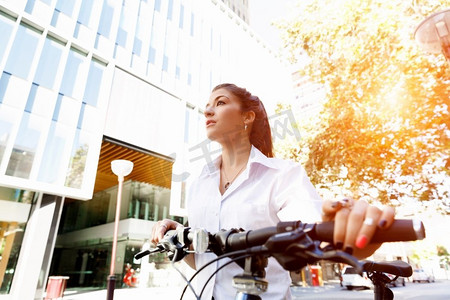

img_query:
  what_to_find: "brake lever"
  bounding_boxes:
[134,246,164,260]
[263,228,363,273]
[134,227,193,262]
[304,247,364,273]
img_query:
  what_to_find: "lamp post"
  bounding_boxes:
[107,159,133,300]
[414,8,450,61]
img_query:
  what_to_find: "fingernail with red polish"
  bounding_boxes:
[356,235,368,249]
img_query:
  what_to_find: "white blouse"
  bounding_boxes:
[187,146,322,300]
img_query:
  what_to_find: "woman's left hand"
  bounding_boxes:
[321,198,395,258]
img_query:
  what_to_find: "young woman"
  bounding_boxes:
[151,83,395,299]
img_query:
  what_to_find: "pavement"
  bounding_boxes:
[60,281,342,300]
[62,286,185,299]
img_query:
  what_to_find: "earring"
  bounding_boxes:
[244,124,248,131]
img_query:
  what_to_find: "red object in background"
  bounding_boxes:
[310,266,320,286]
[45,276,69,299]
[123,265,137,287]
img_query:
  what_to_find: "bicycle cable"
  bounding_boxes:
[198,254,253,300]
[179,249,251,299]
[170,254,200,299]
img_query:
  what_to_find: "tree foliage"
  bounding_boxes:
[437,245,450,267]
[276,0,450,206]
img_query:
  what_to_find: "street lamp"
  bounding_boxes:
[107,159,133,300]
[414,8,450,61]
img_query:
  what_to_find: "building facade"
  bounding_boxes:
[0,0,292,299]
[220,0,249,23]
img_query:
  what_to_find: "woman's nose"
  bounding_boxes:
[204,106,214,117]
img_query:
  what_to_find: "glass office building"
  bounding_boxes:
[0,0,292,299]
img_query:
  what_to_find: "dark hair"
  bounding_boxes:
[212,83,274,158]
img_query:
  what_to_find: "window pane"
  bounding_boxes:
[34,37,64,89]
[83,59,105,107]
[77,0,95,27]
[77,103,86,129]
[80,104,101,133]
[24,83,38,113]
[6,113,46,178]
[0,187,35,293]
[162,55,168,71]
[4,24,40,80]
[24,0,36,13]
[25,0,52,14]
[54,0,76,17]
[59,48,87,99]
[179,4,184,29]
[24,83,57,118]
[0,222,28,294]
[0,187,35,203]
[133,37,142,55]
[38,121,70,183]
[154,0,161,12]
[55,94,81,126]
[133,1,150,57]
[0,104,21,162]
[65,129,92,189]
[190,13,194,36]
[148,46,156,64]
[97,0,115,38]
[0,72,11,104]
[116,27,127,48]
[0,12,15,61]
[116,0,133,49]
[167,0,173,20]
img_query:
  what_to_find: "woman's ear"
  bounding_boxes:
[243,111,256,124]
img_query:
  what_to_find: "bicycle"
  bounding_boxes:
[135,219,425,300]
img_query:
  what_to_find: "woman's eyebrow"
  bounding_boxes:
[205,95,230,108]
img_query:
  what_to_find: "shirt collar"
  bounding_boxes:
[200,145,278,177]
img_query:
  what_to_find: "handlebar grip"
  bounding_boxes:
[313,219,426,243]
[225,222,299,252]
[226,227,278,251]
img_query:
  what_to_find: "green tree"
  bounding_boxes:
[410,240,437,267]
[65,145,89,189]
[276,0,450,205]
[437,245,450,268]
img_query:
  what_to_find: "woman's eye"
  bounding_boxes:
[217,100,225,106]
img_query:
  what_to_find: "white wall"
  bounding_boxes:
[103,68,185,158]
[0,201,30,223]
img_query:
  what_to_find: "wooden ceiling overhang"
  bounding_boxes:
[94,138,174,194]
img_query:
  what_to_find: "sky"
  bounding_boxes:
[247,0,298,50]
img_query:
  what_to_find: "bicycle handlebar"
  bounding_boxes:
[220,219,425,253]
[136,219,425,262]
[135,219,425,300]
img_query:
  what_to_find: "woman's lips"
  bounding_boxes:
[206,120,216,127]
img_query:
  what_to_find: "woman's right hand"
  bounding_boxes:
[150,219,183,244]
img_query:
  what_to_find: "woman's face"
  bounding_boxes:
[204,88,245,142]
